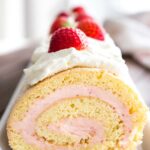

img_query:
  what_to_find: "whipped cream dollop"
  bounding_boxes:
[31,36,50,63]
[24,35,129,85]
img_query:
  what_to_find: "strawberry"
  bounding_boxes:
[50,16,70,34]
[49,28,88,52]
[75,14,93,22]
[72,6,85,14]
[77,20,105,40]
[57,11,69,18]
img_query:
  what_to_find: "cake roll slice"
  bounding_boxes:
[7,10,148,150]
[7,67,148,150]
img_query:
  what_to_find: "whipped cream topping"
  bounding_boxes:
[24,34,130,85]
[31,36,50,63]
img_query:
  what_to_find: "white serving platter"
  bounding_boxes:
[0,74,149,150]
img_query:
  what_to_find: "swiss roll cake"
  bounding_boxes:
[7,7,148,150]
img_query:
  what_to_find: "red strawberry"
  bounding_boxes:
[49,28,88,53]
[72,6,85,14]
[77,20,105,41]
[75,14,93,22]
[50,17,69,34]
[57,11,69,18]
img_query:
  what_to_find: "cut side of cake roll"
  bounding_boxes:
[7,7,148,150]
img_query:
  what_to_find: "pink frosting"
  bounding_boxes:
[48,117,104,144]
[14,85,132,149]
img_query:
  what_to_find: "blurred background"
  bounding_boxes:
[0,0,150,117]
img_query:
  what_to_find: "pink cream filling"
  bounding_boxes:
[48,117,104,144]
[14,85,132,149]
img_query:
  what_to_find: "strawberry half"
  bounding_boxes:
[77,20,105,41]
[50,16,70,34]
[75,14,93,22]
[72,6,85,14]
[49,28,88,53]
[57,11,69,18]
